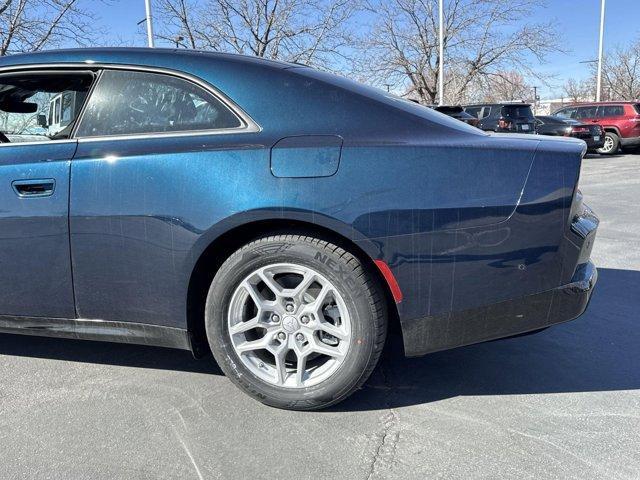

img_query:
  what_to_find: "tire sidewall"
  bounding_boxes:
[205,237,381,409]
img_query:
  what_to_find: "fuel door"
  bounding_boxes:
[270,135,342,178]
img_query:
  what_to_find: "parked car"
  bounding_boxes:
[553,102,640,154]
[535,115,604,152]
[433,105,480,127]
[463,102,536,133]
[0,49,598,410]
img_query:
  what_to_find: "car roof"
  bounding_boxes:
[464,103,531,107]
[0,47,299,70]
[559,101,638,106]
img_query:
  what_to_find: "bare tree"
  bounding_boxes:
[155,0,357,69]
[601,38,640,101]
[474,71,531,102]
[357,0,561,104]
[0,0,100,56]
[562,78,593,103]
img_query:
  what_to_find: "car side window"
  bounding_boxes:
[76,70,243,137]
[0,70,93,143]
[599,105,624,117]
[576,106,597,119]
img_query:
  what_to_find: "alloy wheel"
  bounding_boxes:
[601,134,615,153]
[227,263,351,388]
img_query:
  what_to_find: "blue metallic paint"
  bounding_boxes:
[0,49,597,356]
[0,141,76,318]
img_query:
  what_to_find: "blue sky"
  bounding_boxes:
[93,0,639,99]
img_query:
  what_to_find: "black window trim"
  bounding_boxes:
[0,63,261,144]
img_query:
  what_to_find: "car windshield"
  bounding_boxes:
[501,105,534,119]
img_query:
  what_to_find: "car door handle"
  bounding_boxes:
[12,179,56,197]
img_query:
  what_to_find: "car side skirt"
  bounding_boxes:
[401,261,597,357]
[0,316,191,351]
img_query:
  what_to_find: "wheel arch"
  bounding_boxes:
[602,125,621,136]
[185,215,401,357]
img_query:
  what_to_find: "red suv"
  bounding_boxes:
[553,102,640,154]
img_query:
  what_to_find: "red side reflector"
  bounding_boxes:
[374,260,403,303]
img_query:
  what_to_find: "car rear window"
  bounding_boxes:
[501,105,533,119]
[634,104,640,114]
[539,116,564,124]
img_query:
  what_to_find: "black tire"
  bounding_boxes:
[205,234,387,410]
[597,131,620,155]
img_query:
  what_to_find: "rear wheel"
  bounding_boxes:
[205,234,387,410]
[597,131,620,155]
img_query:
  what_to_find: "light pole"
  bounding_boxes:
[438,0,444,105]
[596,0,605,101]
[144,0,155,48]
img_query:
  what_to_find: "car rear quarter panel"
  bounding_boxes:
[70,129,580,331]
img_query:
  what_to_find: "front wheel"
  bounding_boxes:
[205,234,387,410]
[597,132,620,155]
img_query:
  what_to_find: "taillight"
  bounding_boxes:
[571,126,590,134]
[498,118,512,130]
[632,115,640,123]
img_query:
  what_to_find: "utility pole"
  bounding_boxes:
[144,0,155,48]
[596,0,605,101]
[438,0,444,105]
[532,86,538,114]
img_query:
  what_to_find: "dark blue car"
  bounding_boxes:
[0,48,598,410]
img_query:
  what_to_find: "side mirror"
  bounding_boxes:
[37,114,48,128]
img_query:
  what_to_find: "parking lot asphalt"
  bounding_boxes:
[1,153,639,480]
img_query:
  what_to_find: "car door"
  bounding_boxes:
[0,69,95,318]
[598,104,625,128]
[69,67,263,328]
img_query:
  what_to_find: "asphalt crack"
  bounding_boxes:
[365,361,401,480]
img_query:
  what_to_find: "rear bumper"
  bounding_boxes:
[585,136,605,150]
[620,135,640,147]
[401,261,598,356]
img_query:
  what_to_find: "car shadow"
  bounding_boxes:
[0,267,637,411]
[336,266,640,411]
[0,330,222,375]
